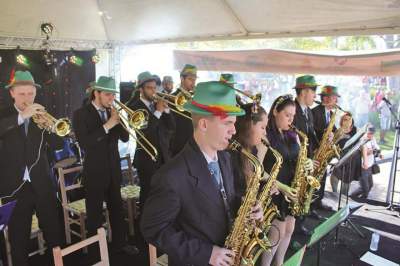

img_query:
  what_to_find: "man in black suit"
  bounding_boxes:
[292,75,323,234]
[73,76,136,256]
[128,71,175,210]
[311,85,340,211]
[141,81,263,266]
[170,64,197,156]
[0,70,63,266]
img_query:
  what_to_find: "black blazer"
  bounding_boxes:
[141,138,237,266]
[171,89,193,157]
[0,106,63,197]
[312,104,337,143]
[129,99,175,164]
[293,99,319,156]
[72,103,129,189]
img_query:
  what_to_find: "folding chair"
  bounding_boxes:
[53,227,109,266]
[57,166,111,246]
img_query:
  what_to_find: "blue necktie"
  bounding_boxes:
[208,161,222,189]
[24,118,29,135]
[99,110,107,123]
[149,102,156,113]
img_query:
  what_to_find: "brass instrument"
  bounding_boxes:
[225,140,264,266]
[30,105,71,137]
[289,126,319,216]
[241,138,283,264]
[154,91,192,120]
[113,99,158,161]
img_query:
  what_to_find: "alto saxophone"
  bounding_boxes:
[225,140,264,266]
[289,126,319,216]
[241,138,283,264]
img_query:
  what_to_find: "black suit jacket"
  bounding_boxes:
[129,99,175,164]
[312,104,336,143]
[0,106,63,197]
[72,103,129,190]
[293,99,319,157]
[141,138,237,266]
[171,89,193,156]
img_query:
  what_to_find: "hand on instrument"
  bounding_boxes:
[249,201,263,223]
[21,103,45,119]
[270,181,280,196]
[328,132,334,143]
[278,182,298,203]
[209,246,235,266]
[305,159,315,172]
[105,107,120,130]
[155,99,167,113]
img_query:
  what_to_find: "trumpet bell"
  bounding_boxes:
[54,118,72,137]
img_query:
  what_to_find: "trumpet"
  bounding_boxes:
[113,99,158,161]
[153,91,192,120]
[27,104,71,137]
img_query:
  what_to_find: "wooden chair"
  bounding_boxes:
[149,244,168,266]
[4,214,46,266]
[120,154,140,237]
[57,166,111,247]
[53,227,109,266]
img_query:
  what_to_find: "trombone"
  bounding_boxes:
[113,99,158,161]
[26,103,71,137]
[153,92,192,120]
[232,88,262,113]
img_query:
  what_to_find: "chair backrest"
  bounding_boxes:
[53,227,109,266]
[57,166,84,205]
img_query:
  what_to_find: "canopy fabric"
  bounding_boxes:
[0,0,399,45]
[173,49,400,76]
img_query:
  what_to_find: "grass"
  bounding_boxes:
[374,130,396,151]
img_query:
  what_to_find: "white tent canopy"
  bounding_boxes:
[0,0,399,47]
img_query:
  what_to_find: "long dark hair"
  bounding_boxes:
[266,94,296,146]
[234,103,267,151]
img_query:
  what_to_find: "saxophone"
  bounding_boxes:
[305,109,342,214]
[225,140,264,266]
[289,126,319,216]
[241,138,283,264]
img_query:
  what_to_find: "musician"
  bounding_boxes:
[161,76,174,94]
[141,81,263,266]
[128,71,175,209]
[312,85,339,142]
[311,85,340,211]
[0,70,63,266]
[73,76,137,256]
[170,64,197,156]
[292,75,323,232]
[330,112,359,195]
[262,95,304,266]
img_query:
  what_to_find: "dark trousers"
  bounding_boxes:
[85,175,126,250]
[7,182,61,266]
[351,168,373,198]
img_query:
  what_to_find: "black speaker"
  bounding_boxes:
[119,81,136,104]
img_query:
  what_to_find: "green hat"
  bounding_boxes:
[180,64,197,77]
[183,81,245,117]
[219,73,235,85]
[5,70,41,89]
[293,75,319,90]
[319,85,340,97]
[137,71,156,87]
[92,76,118,93]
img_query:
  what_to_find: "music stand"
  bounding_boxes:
[282,245,307,266]
[331,137,368,240]
[306,205,351,266]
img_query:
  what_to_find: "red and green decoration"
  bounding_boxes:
[294,75,319,90]
[219,73,235,86]
[5,70,41,89]
[319,85,340,97]
[183,81,244,118]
